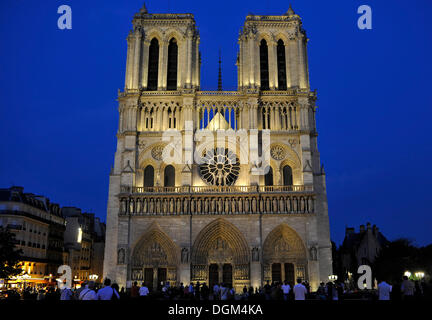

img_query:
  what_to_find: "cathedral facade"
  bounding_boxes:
[103,4,332,292]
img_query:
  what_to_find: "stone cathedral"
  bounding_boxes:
[104,4,332,292]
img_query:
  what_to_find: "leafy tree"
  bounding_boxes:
[0,226,23,279]
[373,238,424,283]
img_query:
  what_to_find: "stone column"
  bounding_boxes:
[186,36,193,88]
[269,42,278,90]
[249,36,256,88]
[289,39,298,87]
[141,39,150,90]
[284,43,291,88]
[275,106,280,130]
[132,32,142,90]
[194,38,200,88]
[125,34,134,89]
[241,37,249,88]
[298,35,307,89]
[158,40,168,90]
[255,39,260,89]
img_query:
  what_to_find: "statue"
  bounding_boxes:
[118,248,125,264]
[231,198,236,213]
[181,248,189,263]
[310,246,317,261]
[252,247,259,262]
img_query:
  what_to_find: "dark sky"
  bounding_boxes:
[1,0,431,246]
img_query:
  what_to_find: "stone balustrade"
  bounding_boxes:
[118,186,315,216]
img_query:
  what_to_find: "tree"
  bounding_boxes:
[373,238,419,283]
[0,226,23,279]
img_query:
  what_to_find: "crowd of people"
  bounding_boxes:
[1,276,430,301]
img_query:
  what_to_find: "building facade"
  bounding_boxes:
[0,186,66,285]
[104,4,332,291]
[340,223,388,274]
[62,207,106,283]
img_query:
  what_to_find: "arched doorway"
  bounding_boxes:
[130,226,179,290]
[263,224,307,287]
[191,219,250,291]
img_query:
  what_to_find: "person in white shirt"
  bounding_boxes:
[79,281,97,300]
[293,278,308,300]
[97,278,120,300]
[377,279,392,300]
[139,282,149,297]
[281,280,291,301]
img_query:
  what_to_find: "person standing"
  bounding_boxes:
[188,283,194,300]
[60,286,73,300]
[194,281,201,300]
[213,283,220,300]
[139,282,149,298]
[264,281,271,300]
[130,281,140,299]
[293,278,308,301]
[282,280,291,301]
[377,279,392,300]
[220,283,229,300]
[201,283,210,301]
[97,278,120,300]
[79,281,97,300]
[401,276,415,300]
[316,282,327,300]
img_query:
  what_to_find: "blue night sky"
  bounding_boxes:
[1,0,431,246]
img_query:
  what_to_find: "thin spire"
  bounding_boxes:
[286,4,295,16]
[140,2,148,14]
[218,49,222,91]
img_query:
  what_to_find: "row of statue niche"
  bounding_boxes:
[121,246,317,265]
[120,196,314,214]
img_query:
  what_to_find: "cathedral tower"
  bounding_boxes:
[104,4,332,292]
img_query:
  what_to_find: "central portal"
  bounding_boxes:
[191,219,251,291]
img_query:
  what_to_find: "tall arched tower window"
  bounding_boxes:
[277,39,287,90]
[164,165,175,187]
[147,38,159,91]
[259,39,269,91]
[264,166,273,186]
[167,38,178,91]
[282,165,293,186]
[144,165,154,188]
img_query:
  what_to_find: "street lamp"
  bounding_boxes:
[328,275,338,282]
[404,271,411,278]
[89,274,98,281]
[415,272,425,280]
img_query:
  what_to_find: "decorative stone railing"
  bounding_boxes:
[118,186,315,216]
[120,185,312,194]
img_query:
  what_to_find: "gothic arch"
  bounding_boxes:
[257,32,274,45]
[145,30,163,43]
[191,218,249,265]
[274,33,289,44]
[131,224,180,268]
[139,142,167,167]
[164,29,185,43]
[262,224,307,264]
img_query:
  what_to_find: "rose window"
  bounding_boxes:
[199,148,240,186]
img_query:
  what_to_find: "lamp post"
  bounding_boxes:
[328,275,338,282]
[404,271,411,278]
[415,272,425,281]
